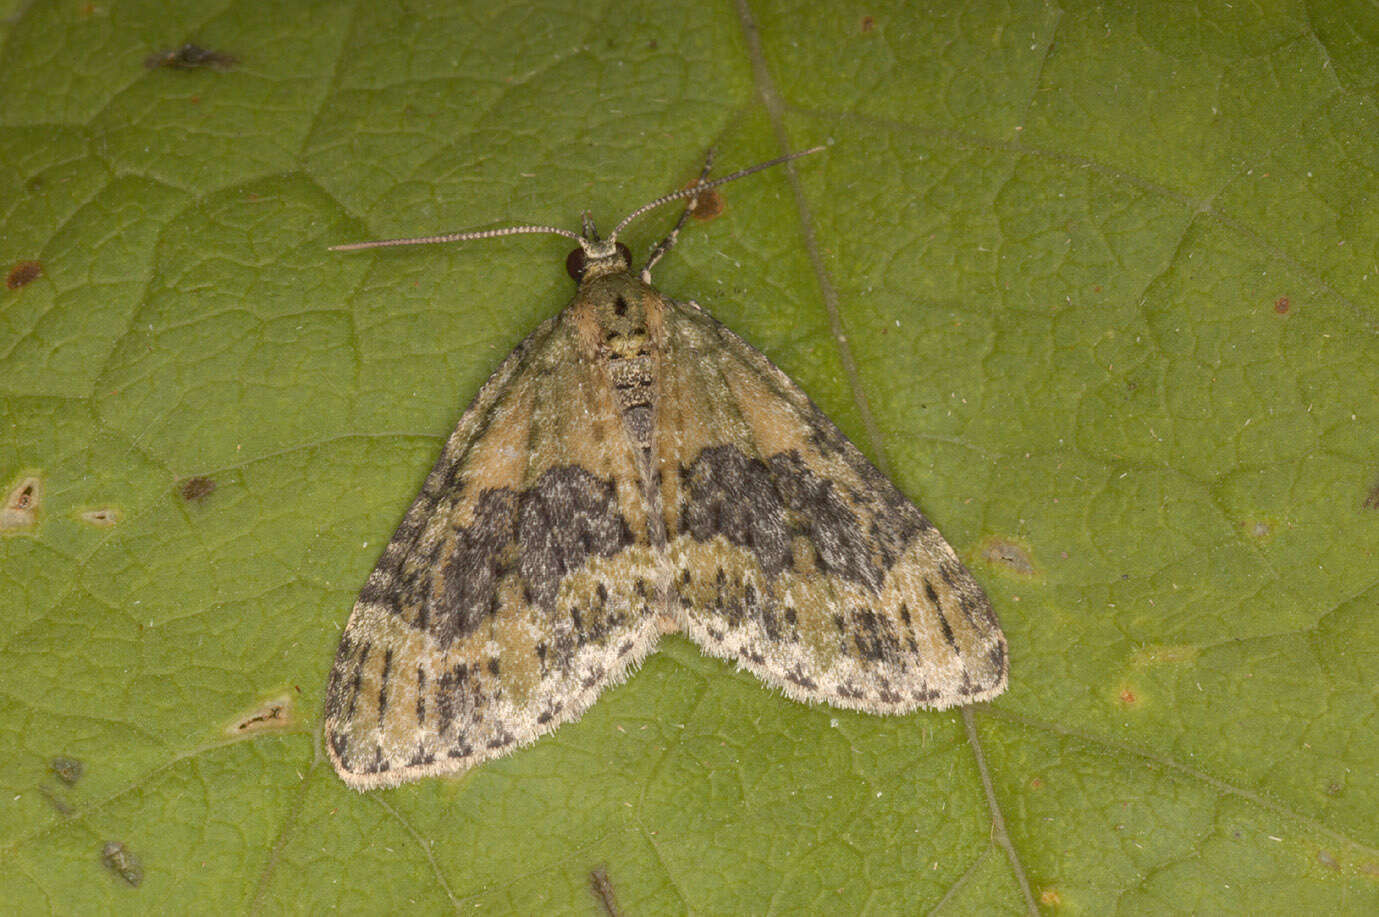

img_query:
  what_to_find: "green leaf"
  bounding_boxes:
[3,0,1377,912]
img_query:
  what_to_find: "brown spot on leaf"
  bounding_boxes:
[51,756,84,785]
[1,476,43,532]
[101,841,143,887]
[860,15,876,32]
[79,507,122,528]
[6,260,42,289]
[145,44,237,70]
[179,476,215,502]
[1273,296,1290,314]
[1364,480,1379,510]
[1039,888,1061,907]
[1118,687,1138,706]
[225,693,297,737]
[978,536,1037,577]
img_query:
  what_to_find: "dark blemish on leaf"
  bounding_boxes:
[79,507,122,528]
[1273,296,1290,314]
[101,841,144,887]
[179,476,215,502]
[1118,687,1138,706]
[590,867,623,917]
[860,15,876,32]
[2,476,42,532]
[145,44,237,70]
[978,536,1037,577]
[1363,480,1379,510]
[6,260,42,289]
[51,756,84,785]
[1039,889,1062,908]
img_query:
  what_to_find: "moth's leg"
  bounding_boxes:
[641,148,716,284]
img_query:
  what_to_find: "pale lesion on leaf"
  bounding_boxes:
[1,474,42,533]
[223,692,300,738]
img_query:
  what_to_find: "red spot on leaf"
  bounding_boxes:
[682,181,724,222]
[6,260,42,289]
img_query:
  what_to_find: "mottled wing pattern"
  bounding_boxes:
[325,313,664,790]
[658,298,1007,712]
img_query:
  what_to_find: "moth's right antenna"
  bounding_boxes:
[608,146,825,241]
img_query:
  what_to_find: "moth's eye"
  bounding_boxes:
[566,248,587,281]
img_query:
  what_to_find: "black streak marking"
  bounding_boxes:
[925,579,962,656]
[416,666,427,724]
[377,648,393,722]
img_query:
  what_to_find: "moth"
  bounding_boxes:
[324,149,1007,790]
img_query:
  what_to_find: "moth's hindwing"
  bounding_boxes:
[324,313,664,790]
[658,296,1007,712]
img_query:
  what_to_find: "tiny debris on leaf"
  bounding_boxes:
[101,841,143,887]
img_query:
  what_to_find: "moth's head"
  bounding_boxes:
[566,213,632,283]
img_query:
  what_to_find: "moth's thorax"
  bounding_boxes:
[567,270,666,359]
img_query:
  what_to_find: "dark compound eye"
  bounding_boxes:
[565,242,634,282]
[565,247,587,280]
